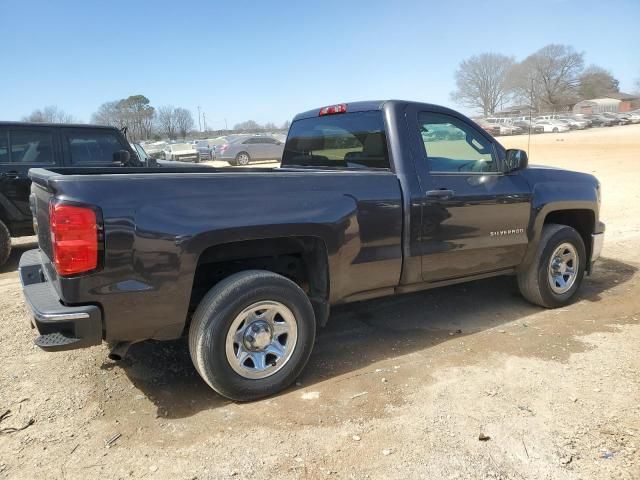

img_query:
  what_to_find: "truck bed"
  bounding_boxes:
[28,166,404,342]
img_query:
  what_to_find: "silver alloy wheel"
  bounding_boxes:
[548,242,579,294]
[237,153,250,165]
[225,300,298,379]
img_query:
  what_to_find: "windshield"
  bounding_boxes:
[282,111,389,169]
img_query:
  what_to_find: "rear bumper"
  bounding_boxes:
[19,249,102,351]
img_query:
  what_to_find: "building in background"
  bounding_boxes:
[573,93,639,114]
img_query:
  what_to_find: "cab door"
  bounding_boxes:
[407,108,532,282]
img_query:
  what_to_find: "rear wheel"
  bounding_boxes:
[235,152,250,166]
[189,270,316,401]
[0,220,10,267]
[517,224,586,308]
[552,127,559,133]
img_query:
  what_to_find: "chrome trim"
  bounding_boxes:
[35,312,90,322]
[591,232,604,262]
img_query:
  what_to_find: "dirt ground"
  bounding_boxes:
[1,125,639,479]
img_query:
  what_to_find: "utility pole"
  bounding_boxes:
[197,106,202,132]
[203,112,207,133]
[224,118,228,130]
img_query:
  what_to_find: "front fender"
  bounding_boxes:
[520,180,599,269]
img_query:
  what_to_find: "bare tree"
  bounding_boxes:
[91,101,124,128]
[174,108,194,139]
[281,120,291,130]
[450,53,515,116]
[263,122,278,131]
[91,95,155,141]
[233,120,261,131]
[578,66,619,100]
[157,105,178,140]
[510,44,584,112]
[23,106,75,123]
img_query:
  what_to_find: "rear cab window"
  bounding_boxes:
[282,111,390,169]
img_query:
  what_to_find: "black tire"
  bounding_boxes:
[552,127,559,133]
[189,270,316,401]
[0,220,10,267]
[235,152,250,166]
[517,224,586,308]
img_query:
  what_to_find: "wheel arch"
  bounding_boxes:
[190,236,330,328]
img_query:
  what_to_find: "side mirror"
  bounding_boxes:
[113,150,131,165]
[505,149,528,172]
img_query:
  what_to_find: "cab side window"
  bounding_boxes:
[418,112,497,173]
[67,130,124,164]
[8,130,55,164]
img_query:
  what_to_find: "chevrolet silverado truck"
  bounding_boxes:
[19,100,604,401]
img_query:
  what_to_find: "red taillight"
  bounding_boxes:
[218,144,230,153]
[319,103,347,116]
[49,203,98,276]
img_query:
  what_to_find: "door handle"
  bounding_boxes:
[426,189,455,199]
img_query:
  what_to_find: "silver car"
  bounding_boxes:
[216,135,284,165]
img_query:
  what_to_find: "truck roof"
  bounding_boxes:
[0,121,120,130]
[292,100,467,121]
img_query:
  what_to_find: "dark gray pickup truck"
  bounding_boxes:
[20,100,604,400]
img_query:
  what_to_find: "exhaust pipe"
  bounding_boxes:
[108,341,132,361]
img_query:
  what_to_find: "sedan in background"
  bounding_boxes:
[512,120,544,134]
[556,117,588,129]
[215,135,284,165]
[534,120,570,133]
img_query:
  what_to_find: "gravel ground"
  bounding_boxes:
[0,125,639,479]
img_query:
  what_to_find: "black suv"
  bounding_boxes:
[0,122,142,266]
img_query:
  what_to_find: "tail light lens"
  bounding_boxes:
[218,144,230,153]
[49,202,98,276]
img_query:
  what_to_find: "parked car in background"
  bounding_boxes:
[215,135,284,165]
[612,113,631,125]
[475,119,500,136]
[195,140,213,161]
[556,117,588,129]
[579,114,613,127]
[0,122,144,266]
[512,120,544,134]
[535,120,570,133]
[163,143,200,162]
[623,112,640,124]
[599,113,621,126]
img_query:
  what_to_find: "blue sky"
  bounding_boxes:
[1,0,639,127]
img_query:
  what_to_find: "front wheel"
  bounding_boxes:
[552,127,559,133]
[189,270,316,401]
[517,224,586,308]
[0,220,11,267]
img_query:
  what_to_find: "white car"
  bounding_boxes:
[163,143,200,162]
[556,117,588,129]
[534,120,570,133]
